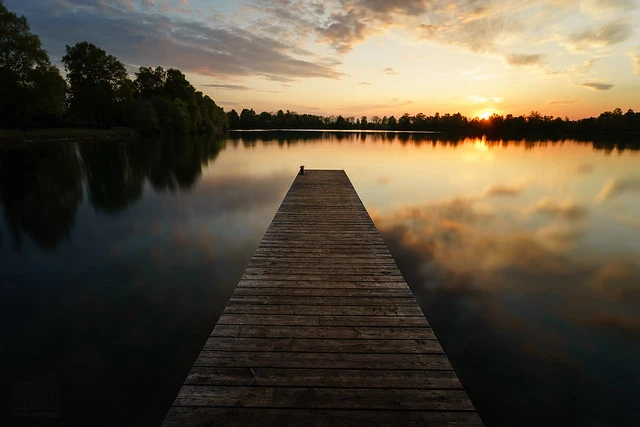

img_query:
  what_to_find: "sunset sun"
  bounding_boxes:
[477,110,495,120]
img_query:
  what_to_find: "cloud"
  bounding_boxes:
[468,95,503,104]
[383,67,399,76]
[358,81,371,85]
[580,0,637,19]
[358,0,431,15]
[580,82,615,91]
[484,183,527,197]
[317,0,517,55]
[419,15,515,54]
[8,0,343,82]
[630,51,640,76]
[567,20,634,51]
[203,84,252,90]
[595,178,640,203]
[316,8,370,53]
[534,198,588,221]
[7,0,637,100]
[563,58,599,78]
[505,53,544,67]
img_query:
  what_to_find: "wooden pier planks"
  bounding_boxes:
[163,170,482,426]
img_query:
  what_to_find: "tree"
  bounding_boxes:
[360,116,368,129]
[239,108,258,129]
[171,98,191,134]
[132,99,159,135]
[134,66,166,98]
[227,109,240,129]
[398,113,412,130]
[0,1,66,126]
[387,115,397,130]
[62,41,131,127]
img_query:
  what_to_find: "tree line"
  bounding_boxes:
[227,108,640,135]
[0,1,227,134]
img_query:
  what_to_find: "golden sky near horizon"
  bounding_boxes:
[7,0,640,119]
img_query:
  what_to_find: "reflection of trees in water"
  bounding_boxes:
[0,144,83,250]
[147,134,223,192]
[0,134,224,250]
[80,140,148,214]
[229,130,639,152]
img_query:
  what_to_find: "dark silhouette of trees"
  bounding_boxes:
[398,114,412,130]
[134,66,166,98]
[62,42,132,128]
[132,66,228,135]
[227,109,240,129]
[0,2,228,133]
[223,106,640,139]
[239,109,259,129]
[0,1,66,127]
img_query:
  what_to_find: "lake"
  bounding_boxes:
[1,131,639,426]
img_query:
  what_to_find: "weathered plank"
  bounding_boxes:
[203,337,443,354]
[239,275,407,282]
[222,303,426,316]
[174,386,475,410]
[163,408,482,427]
[163,170,481,426]
[211,325,436,340]
[232,287,414,297]
[184,367,462,388]
[227,295,418,306]
[216,314,429,327]
[194,351,455,370]
[237,279,409,289]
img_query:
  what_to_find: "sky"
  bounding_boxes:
[5,0,640,119]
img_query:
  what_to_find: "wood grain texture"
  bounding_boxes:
[163,170,482,425]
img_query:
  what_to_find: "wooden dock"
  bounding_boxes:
[163,170,482,426]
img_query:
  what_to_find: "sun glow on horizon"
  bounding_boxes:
[477,110,495,120]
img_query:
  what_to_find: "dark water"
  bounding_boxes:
[1,132,639,426]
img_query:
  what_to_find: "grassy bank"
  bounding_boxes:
[0,127,139,147]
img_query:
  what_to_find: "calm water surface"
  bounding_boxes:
[1,132,639,426]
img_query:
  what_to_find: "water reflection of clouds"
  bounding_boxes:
[596,177,640,203]
[373,192,640,334]
[139,172,292,269]
[533,198,589,221]
[484,181,529,197]
[374,189,640,423]
[572,163,594,175]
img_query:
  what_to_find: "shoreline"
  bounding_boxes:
[0,128,139,145]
